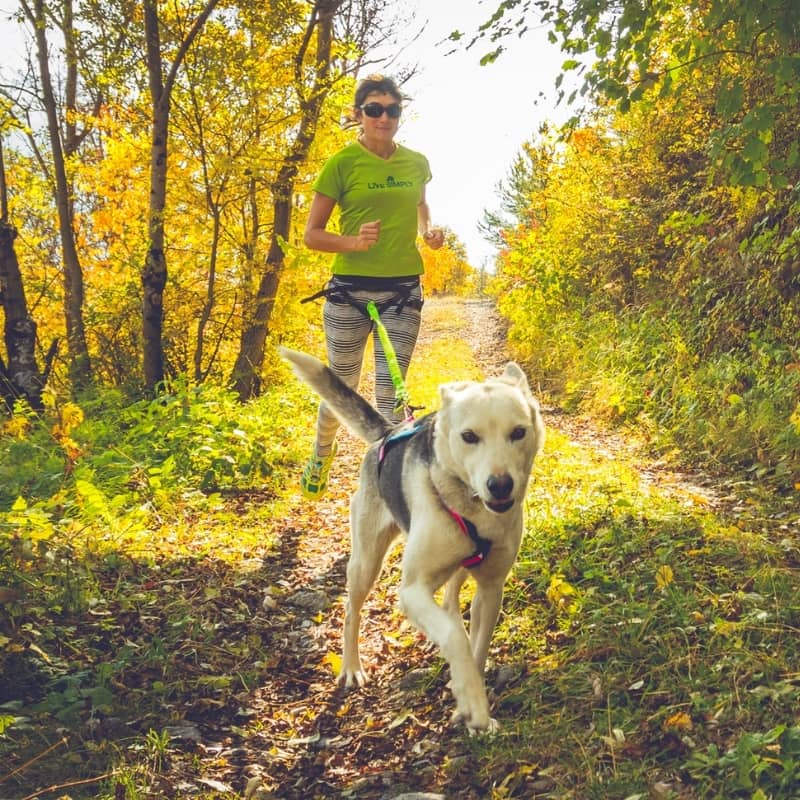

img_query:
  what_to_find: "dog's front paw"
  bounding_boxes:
[449,682,496,732]
[450,706,500,734]
[471,716,500,736]
[337,666,368,689]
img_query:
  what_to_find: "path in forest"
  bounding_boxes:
[188,296,779,800]
[227,299,510,800]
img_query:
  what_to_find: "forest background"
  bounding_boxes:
[0,0,799,797]
[0,0,797,487]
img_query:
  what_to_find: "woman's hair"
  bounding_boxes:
[343,74,408,128]
[353,74,404,107]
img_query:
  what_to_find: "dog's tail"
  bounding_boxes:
[279,346,392,443]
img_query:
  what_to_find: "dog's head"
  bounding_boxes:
[436,363,545,514]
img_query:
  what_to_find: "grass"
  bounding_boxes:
[470,425,800,799]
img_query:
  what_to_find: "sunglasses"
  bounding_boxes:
[360,101,402,119]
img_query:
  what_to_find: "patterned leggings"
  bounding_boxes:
[314,283,423,455]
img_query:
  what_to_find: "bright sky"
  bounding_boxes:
[393,0,569,269]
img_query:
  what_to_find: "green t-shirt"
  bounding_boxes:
[312,141,432,278]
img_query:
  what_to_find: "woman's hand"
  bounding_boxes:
[423,227,445,250]
[352,220,381,251]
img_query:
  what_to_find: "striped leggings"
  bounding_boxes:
[314,283,423,455]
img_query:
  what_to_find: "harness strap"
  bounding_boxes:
[447,508,493,569]
[302,278,422,417]
[377,423,421,475]
[300,280,421,317]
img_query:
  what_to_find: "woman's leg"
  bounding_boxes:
[314,299,373,454]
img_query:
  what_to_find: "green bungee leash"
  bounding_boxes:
[365,300,414,419]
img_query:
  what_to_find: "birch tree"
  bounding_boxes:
[16,0,95,390]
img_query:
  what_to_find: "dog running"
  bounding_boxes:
[280,346,545,732]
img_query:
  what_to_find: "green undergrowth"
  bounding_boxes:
[501,297,800,496]
[0,374,315,797]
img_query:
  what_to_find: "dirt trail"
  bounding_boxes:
[227,299,504,799]
[203,298,520,800]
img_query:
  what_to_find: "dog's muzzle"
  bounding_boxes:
[485,473,515,513]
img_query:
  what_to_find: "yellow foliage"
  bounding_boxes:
[51,402,85,442]
[2,416,31,440]
[546,573,577,609]
[790,401,800,434]
[420,229,476,296]
[322,651,342,676]
[655,564,674,590]
[663,711,693,732]
[60,403,85,434]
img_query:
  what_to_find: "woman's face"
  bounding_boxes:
[357,91,402,141]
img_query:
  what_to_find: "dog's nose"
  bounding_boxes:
[487,473,513,499]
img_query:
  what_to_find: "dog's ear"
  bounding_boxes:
[440,381,471,404]
[501,361,530,390]
[503,363,545,446]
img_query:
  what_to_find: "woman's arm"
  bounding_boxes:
[304,192,380,253]
[418,189,444,249]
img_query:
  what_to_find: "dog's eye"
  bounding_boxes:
[461,430,479,444]
[510,426,526,442]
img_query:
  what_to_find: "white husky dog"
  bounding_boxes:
[280,347,545,731]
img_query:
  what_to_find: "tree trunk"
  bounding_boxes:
[29,0,93,391]
[193,206,221,383]
[141,0,221,393]
[231,0,342,401]
[142,0,169,391]
[0,221,51,412]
